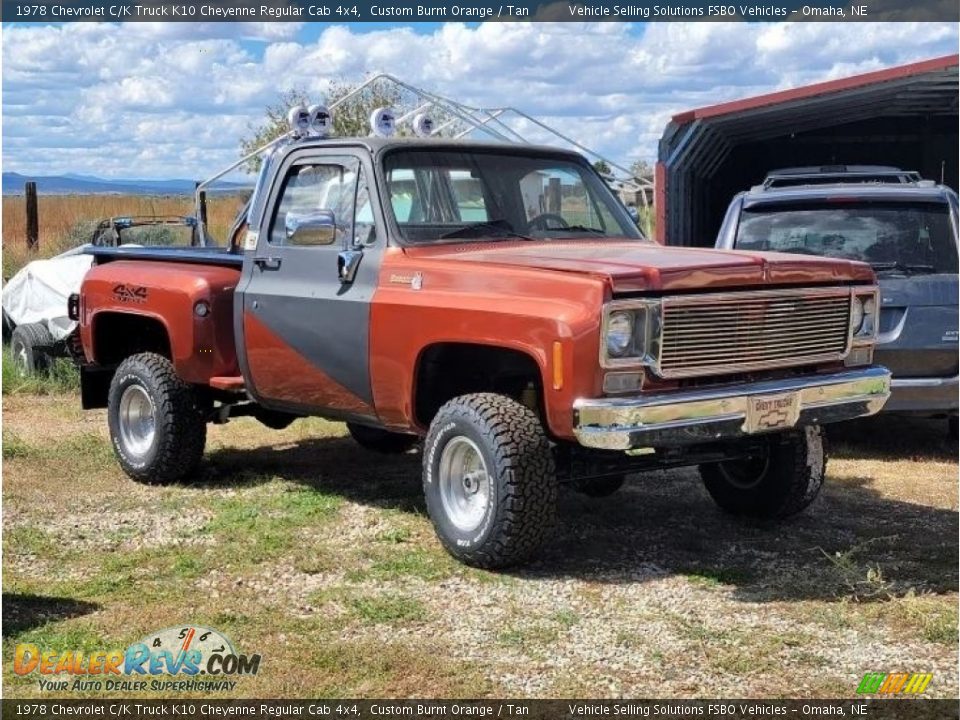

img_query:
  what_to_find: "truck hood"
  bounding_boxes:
[405,240,875,293]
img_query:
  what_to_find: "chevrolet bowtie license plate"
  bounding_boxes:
[744,392,801,433]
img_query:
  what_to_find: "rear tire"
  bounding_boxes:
[10,323,54,375]
[423,393,557,569]
[347,423,417,454]
[107,352,206,484]
[699,426,826,519]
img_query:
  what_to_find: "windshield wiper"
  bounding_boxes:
[556,225,607,235]
[439,220,535,241]
[871,261,938,274]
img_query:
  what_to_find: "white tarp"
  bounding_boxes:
[1,246,93,340]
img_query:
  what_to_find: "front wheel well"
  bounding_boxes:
[92,312,171,366]
[413,343,545,429]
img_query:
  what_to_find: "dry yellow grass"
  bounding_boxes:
[2,194,246,278]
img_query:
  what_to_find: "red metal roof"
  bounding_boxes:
[671,54,959,125]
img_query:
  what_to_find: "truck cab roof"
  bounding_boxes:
[274,135,586,160]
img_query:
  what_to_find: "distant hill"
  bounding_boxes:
[3,172,252,196]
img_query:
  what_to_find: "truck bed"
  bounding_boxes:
[86,245,244,268]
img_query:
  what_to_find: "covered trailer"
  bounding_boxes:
[656,54,959,247]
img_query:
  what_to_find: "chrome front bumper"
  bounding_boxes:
[573,366,892,451]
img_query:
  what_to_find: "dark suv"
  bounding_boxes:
[716,166,958,427]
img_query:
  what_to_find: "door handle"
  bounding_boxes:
[254,256,282,270]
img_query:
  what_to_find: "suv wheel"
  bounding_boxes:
[423,393,557,568]
[107,352,206,484]
[699,426,826,519]
[347,422,417,454]
[10,323,54,375]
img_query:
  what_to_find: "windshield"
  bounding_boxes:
[735,201,958,274]
[382,149,643,243]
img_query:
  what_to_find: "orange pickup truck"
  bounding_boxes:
[73,133,891,568]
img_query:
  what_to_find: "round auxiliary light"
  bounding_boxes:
[850,296,865,333]
[411,113,436,137]
[369,107,397,138]
[307,104,333,138]
[287,105,310,136]
[607,311,634,357]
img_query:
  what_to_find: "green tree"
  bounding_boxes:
[592,159,612,176]
[629,159,653,182]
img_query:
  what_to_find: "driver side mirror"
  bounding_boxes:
[286,209,336,246]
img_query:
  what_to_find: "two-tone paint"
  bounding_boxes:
[78,139,881,442]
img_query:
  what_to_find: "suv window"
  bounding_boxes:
[735,200,958,274]
[383,149,641,243]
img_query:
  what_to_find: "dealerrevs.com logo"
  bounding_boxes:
[13,626,261,693]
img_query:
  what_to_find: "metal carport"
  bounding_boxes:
[655,54,959,246]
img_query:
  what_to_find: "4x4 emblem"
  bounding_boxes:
[113,284,148,303]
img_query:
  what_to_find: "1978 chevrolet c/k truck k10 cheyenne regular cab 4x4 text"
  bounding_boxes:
[73,113,892,568]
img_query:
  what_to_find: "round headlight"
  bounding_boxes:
[850,296,864,333]
[607,311,634,357]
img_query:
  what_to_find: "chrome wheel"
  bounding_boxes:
[438,436,491,533]
[118,384,156,459]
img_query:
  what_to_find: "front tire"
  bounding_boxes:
[699,426,826,519]
[423,393,557,569]
[107,353,206,484]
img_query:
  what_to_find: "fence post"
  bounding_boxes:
[25,181,39,249]
[546,177,561,214]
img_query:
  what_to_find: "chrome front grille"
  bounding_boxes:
[656,289,851,378]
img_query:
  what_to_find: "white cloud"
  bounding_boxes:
[1,21,956,178]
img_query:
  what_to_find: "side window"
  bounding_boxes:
[269,159,359,247]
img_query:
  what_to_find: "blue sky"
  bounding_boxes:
[2,21,957,179]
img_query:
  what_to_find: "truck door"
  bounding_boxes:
[236,149,383,422]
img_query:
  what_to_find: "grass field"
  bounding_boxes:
[2,194,246,278]
[2,378,957,699]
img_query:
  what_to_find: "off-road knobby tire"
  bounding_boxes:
[575,474,626,498]
[10,322,54,375]
[423,393,557,569]
[347,422,418,454]
[699,426,826,520]
[107,352,206,485]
